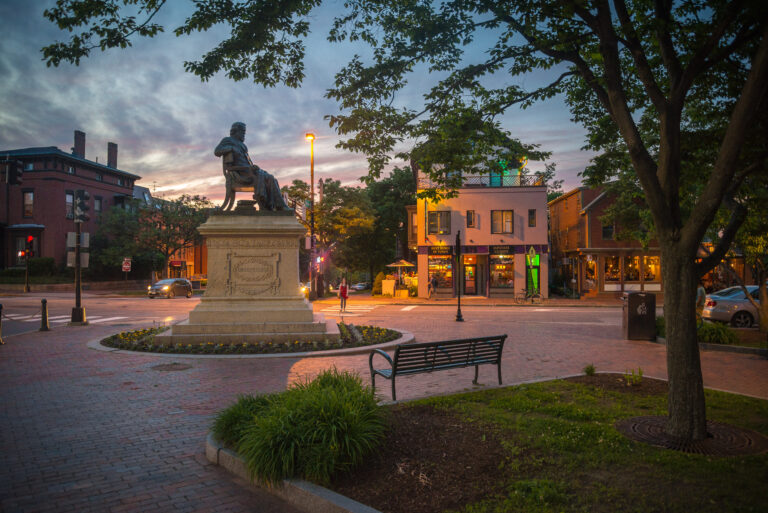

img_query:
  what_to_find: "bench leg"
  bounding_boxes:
[473,365,479,385]
[371,372,376,395]
[497,363,503,385]
[391,377,397,402]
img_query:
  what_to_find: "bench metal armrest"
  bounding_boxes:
[369,349,394,373]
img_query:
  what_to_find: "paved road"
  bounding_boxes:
[1,294,765,512]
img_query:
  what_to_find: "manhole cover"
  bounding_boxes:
[616,416,768,456]
[151,363,192,372]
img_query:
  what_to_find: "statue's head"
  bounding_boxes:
[230,122,246,141]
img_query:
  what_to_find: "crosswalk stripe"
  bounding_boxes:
[5,314,36,320]
[401,305,417,311]
[88,316,128,324]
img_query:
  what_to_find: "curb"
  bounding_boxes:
[87,329,415,359]
[655,337,767,357]
[205,433,381,513]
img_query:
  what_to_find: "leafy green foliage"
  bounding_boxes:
[212,394,275,448]
[234,368,386,485]
[583,364,595,377]
[697,322,738,345]
[372,271,386,295]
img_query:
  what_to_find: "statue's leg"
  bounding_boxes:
[267,174,290,210]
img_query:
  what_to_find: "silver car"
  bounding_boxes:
[701,286,760,327]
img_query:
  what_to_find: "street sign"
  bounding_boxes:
[67,252,89,268]
[66,232,89,248]
[122,258,132,272]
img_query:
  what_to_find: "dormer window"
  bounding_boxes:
[96,174,103,182]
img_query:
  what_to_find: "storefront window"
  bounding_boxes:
[428,255,453,288]
[585,259,597,290]
[643,256,660,282]
[490,255,514,288]
[604,256,620,282]
[623,255,640,282]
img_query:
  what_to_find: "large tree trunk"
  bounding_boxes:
[662,246,708,440]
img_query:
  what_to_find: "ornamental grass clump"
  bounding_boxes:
[227,368,386,485]
[212,394,275,448]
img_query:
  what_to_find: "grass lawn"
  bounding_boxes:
[330,374,768,513]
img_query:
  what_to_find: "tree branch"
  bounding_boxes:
[612,0,667,110]
[654,0,681,84]
[684,25,768,250]
[695,201,747,277]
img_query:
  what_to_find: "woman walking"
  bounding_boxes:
[338,277,349,313]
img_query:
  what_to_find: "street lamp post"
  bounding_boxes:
[305,133,316,294]
[455,230,464,322]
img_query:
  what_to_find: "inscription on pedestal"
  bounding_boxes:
[225,252,281,296]
[208,239,298,249]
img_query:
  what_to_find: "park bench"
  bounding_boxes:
[369,335,507,401]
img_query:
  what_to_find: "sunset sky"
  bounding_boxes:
[0,0,595,205]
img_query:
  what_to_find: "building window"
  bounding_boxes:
[96,174,103,182]
[602,222,614,240]
[466,210,476,228]
[117,177,125,186]
[491,210,514,234]
[528,209,536,227]
[490,255,514,288]
[643,256,660,282]
[428,256,453,288]
[22,191,34,217]
[604,256,620,282]
[624,255,640,282]
[427,211,451,235]
[409,211,417,241]
[65,191,74,218]
[94,196,102,213]
[67,166,75,174]
[24,162,34,171]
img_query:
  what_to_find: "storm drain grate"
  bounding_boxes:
[151,363,192,372]
[615,416,768,456]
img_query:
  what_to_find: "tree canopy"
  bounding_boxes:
[43,0,768,441]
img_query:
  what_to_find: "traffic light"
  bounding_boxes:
[4,160,23,185]
[26,235,34,258]
[74,189,90,223]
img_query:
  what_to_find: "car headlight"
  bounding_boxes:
[162,286,169,290]
[148,286,152,290]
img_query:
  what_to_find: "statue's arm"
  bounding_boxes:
[214,138,235,158]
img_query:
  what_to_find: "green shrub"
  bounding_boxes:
[212,394,275,448]
[235,368,386,485]
[372,271,385,295]
[698,321,738,345]
[583,363,595,376]
[29,257,57,276]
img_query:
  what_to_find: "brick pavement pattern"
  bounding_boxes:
[1,306,766,512]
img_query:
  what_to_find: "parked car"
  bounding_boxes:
[148,278,193,299]
[702,286,760,327]
[351,282,370,291]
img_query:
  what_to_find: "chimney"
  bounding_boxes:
[73,130,86,158]
[107,142,118,168]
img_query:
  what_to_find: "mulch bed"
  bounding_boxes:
[330,404,512,513]
[329,373,670,513]
[564,373,669,396]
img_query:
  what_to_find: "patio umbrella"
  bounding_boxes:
[386,259,415,283]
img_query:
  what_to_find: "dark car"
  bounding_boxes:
[148,278,193,299]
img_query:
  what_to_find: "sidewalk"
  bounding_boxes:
[313,292,635,307]
[2,304,760,513]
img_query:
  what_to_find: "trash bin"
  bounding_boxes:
[622,292,656,340]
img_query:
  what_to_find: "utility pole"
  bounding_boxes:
[70,189,89,324]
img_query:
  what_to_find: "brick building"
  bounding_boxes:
[548,186,662,297]
[1,130,141,269]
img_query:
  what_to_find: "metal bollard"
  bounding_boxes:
[0,303,4,345]
[40,299,50,332]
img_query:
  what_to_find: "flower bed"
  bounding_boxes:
[100,324,400,354]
